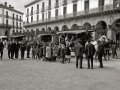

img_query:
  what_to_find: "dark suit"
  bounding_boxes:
[20,43,26,60]
[97,43,104,68]
[0,42,4,59]
[74,43,84,68]
[8,43,12,59]
[15,43,20,59]
[11,43,16,59]
[85,43,95,69]
[26,44,31,58]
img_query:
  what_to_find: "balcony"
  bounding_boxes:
[6,15,9,18]
[41,7,45,12]
[72,0,78,3]
[24,4,119,27]
[54,2,59,8]
[47,5,51,10]
[62,0,67,6]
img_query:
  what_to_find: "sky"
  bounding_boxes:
[0,0,34,13]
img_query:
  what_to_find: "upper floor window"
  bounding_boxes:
[55,9,58,17]
[48,11,51,18]
[73,4,77,13]
[20,16,21,21]
[37,4,39,10]
[48,0,51,5]
[6,20,8,25]
[37,14,39,21]
[56,0,58,3]
[31,16,33,22]
[42,2,45,7]
[16,15,18,20]
[27,8,29,13]
[63,6,67,15]
[31,7,33,13]
[84,0,89,13]
[98,0,104,11]
[13,14,15,19]
[27,17,29,23]
[42,13,44,19]
[6,11,8,15]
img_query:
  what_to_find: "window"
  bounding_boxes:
[20,16,21,21]
[13,14,15,19]
[16,22,18,28]
[49,0,51,5]
[42,2,44,7]
[63,6,67,15]
[55,9,58,17]
[99,0,104,11]
[42,13,44,19]
[6,11,8,18]
[48,11,51,18]
[31,16,33,22]
[73,4,77,13]
[37,4,39,10]
[27,8,29,13]
[20,23,21,28]
[84,0,89,13]
[37,14,39,21]
[16,15,18,21]
[27,18,29,23]
[6,20,8,26]
[13,21,14,27]
[31,7,33,14]
[56,0,58,3]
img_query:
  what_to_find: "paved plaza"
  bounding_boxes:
[0,49,120,90]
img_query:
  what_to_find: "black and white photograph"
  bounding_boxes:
[0,0,120,90]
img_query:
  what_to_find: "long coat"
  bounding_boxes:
[85,43,95,56]
[74,43,84,57]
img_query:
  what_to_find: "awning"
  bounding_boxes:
[56,30,94,34]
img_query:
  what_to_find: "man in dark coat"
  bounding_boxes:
[85,40,95,69]
[74,40,84,68]
[20,42,26,60]
[7,40,12,59]
[11,40,16,60]
[0,39,4,60]
[15,40,20,59]
[26,42,31,58]
[97,40,104,68]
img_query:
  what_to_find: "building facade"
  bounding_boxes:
[0,2,24,38]
[24,0,120,41]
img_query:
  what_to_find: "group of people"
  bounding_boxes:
[0,34,118,69]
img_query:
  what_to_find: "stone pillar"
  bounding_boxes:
[107,29,112,39]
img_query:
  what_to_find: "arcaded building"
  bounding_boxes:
[24,0,120,41]
[0,2,24,38]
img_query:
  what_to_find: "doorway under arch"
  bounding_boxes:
[71,24,78,30]
[61,25,69,31]
[54,26,59,32]
[82,22,91,29]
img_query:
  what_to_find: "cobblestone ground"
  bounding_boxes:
[0,49,120,90]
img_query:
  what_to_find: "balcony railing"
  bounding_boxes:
[41,7,45,12]
[62,0,67,6]
[24,4,119,26]
[72,0,78,3]
[54,2,59,8]
[47,5,51,10]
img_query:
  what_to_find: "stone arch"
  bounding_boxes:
[54,26,59,31]
[47,27,52,31]
[71,24,78,30]
[41,28,45,31]
[61,25,69,31]
[82,22,91,29]
[96,20,107,30]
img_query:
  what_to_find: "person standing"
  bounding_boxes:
[65,45,71,63]
[97,40,104,68]
[11,40,16,60]
[0,39,4,60]
[26,42,31,58]
[74,40,84,68]
[85,40,96,69]
[15,40,20,59]
[20,42,26,60]
[7,40,12,59]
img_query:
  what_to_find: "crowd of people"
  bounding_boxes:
[0,34,118,69]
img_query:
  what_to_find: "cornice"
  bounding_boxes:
[0,4,24,15]
[24,0,41,8]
